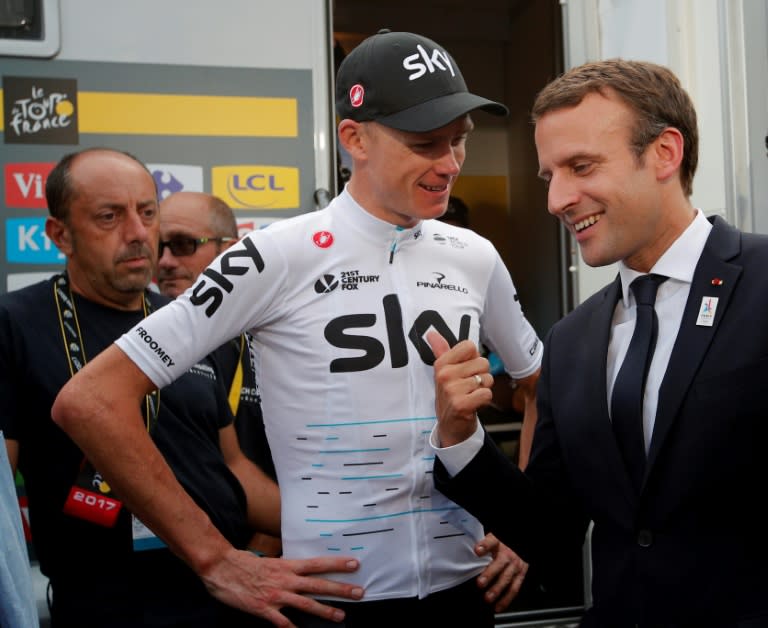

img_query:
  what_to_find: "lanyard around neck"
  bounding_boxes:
[53,273,160,432]
[228,333,246,416]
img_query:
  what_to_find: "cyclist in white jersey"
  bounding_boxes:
[52,30,542,627]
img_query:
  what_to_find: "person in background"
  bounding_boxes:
[0,430,38,628]
[437,194,471,229]
[436,195,536,468]
[157,190,280,557]
[0,147,361,628]
[51,30,540,626]
[429,59,768,625]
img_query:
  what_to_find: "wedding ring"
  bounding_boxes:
[473,374,483,387]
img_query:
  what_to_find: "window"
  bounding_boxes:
[0,0,60,58]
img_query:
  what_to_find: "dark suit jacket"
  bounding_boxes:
[435,217,768,627]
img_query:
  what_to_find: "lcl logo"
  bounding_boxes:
[212,165,300,210]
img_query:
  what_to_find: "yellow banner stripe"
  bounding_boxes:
[0,90,298,137]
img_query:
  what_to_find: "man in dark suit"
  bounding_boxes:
[427,59,768,626]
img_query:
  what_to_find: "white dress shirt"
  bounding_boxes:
[433,209,712,474]
[609,209,711,452]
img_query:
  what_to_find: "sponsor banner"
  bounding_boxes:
[6,271,57,292]
[212,165,299,210]
[77,92,297,137]
[1,89,297,138]
[4,162,55,208]
[146,164,204,200]
[2,76,79,144]
[0,61,314,295]
[5,217,64,264]
[236,217,279,236]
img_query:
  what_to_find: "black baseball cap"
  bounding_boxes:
[336,29,508,132]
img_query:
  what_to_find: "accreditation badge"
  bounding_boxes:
[131,515,167,552]
[62,464,122,527]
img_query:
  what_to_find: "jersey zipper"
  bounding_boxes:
[389,226,405,264]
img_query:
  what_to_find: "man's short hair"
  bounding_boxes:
[206,195,238,239]
[46,147,155,222]
[532,59,699,197]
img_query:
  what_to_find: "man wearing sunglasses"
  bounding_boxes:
[157,191,280,558]
[156,192,238,298]
[158,235,236,289]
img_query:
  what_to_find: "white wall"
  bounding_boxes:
[719,0,768,235]
[562,0,735,303]
[54,0,336,193]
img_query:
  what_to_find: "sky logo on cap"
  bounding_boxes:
[403,45,455,81]
[350,84,365,108]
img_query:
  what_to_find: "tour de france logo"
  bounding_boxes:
[3,76,79,145]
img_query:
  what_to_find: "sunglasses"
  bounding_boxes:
[159,236,235,258]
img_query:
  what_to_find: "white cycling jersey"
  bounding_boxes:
[117,189,542,601]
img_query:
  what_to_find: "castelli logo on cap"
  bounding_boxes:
[313,231,334,248]
[349,84,365,108]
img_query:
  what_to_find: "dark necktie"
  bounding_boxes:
[611,273,668,492]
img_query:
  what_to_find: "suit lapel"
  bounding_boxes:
[645,217,742,474]
[586,276,620,437]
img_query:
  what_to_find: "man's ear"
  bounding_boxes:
[338,119,368,161]
[653,126,684,184]
[45,216,73,256]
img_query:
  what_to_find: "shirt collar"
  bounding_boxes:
[617,208,712,306]
[335,187,425,249]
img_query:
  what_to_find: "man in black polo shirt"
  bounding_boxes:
[0,148,360,627]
